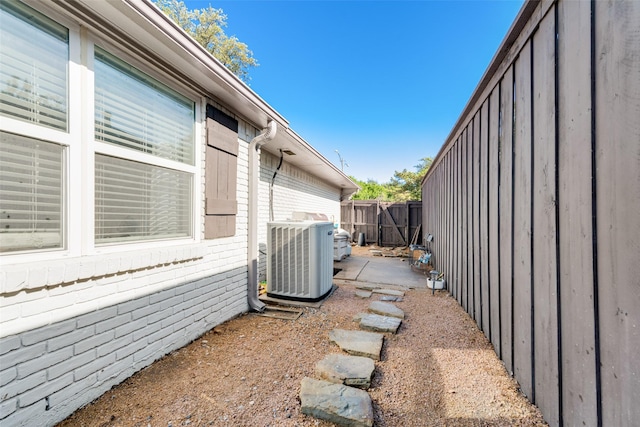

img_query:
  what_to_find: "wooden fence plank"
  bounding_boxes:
[467,120,477,320]
[499,66,514,373]
[473,113,482,328]
[512,40,533,401]
[447,151,453,288]
[480,100,490,335]
[595,1,640,425]
[454,139,461,301]
[557,1,598,424]
[461,128,469,312]
[532,10,560,424]
[488,86,501,356]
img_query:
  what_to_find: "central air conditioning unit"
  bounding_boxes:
[267,221,334,301]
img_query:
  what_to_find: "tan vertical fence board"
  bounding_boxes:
[461,128,469,311]
[595,1,640,425]
[473,114,482,326]
[448,151,453,286]
[531,9,560,424]
[440,164,444,269]
[513,41,533,400]
[479,101,490,335]
[455,139,462,301]
[499,67,515,373]
[441,155,447,275]
[557,0,598,424]
[470,116,477,325]
[446,152,452,286]
[488,87,501,356]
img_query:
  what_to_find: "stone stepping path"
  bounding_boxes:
[315,353,375,389]
[302,295,407,426]
[329,329,384,361]
[300,377,374,427]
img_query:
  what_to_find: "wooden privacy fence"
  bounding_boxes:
[421,1,639,427]
[340,200,421,247]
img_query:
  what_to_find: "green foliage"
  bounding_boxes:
[350,177,393,201]
[153,0,258,82]
[351,157,432,202]
[387,157,432,201]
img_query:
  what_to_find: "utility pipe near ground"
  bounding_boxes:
[247,120,277,312]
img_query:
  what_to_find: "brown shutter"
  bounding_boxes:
[204,107,239,238]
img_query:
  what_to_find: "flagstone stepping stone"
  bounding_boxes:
[379,295,403,302]
[356,284,380,291]
[359,313,402,334]
[368,301,405,319]
[329,329,384,360]
[315,353,375,389]
[372,288,405,297]
[300,377,373,427]
[355,290,372,299]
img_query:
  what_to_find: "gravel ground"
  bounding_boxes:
[58,247,547,427]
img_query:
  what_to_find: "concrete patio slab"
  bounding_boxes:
[334,256,427,289]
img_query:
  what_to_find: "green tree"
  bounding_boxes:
[153,0,258,82]
[350,177,392,201]
[387,157,432,201]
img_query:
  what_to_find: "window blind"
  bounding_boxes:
[0,132,64,252]
[94,48,194,165]
[0,0,68,131]
[95,154,192,244]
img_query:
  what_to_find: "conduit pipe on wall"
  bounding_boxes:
[247,120,277,312]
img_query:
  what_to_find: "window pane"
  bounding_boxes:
[0,0,68,131]
[94,48,195,165]
[0,132,64,253]
[95,155,192,244]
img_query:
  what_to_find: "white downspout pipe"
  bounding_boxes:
[247,120,277,312]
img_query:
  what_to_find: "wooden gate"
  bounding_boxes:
[341,200,422,247]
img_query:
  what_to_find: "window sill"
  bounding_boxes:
[0,243,207,294]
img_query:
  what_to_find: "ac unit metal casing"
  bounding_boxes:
[267,221,334,301]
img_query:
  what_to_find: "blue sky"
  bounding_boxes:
[184,0,524,183]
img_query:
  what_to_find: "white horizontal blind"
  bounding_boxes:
[0,0,68,131]
[0,132,64,253]
[94,48,194,165]
[95,155,192,244]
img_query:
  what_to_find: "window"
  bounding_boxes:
[95,155,191,243]
[0,132,65,252]
[0,0,68,131]
[94,48,195,244]
[0,1,198,254]
[94,48,194,165]
[0,0,68,253]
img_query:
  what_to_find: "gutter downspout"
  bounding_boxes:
[247,120,277,312]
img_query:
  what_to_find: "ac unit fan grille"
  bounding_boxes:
[267,221,333,301]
